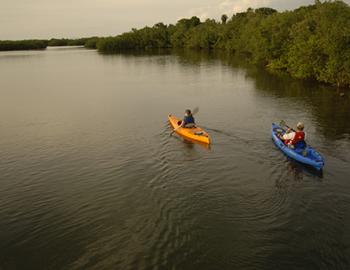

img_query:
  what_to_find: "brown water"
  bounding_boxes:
[0,47,350,270]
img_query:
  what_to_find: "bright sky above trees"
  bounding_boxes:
[1,0,349,39]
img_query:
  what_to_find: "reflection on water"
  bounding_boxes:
[0,48,349,270]
[117,49,350,139]
[177,49,350,140]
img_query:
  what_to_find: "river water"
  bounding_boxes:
[0,47,349,270]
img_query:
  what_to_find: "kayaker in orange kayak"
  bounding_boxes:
[278,122,306,148]
[180,109,196,128]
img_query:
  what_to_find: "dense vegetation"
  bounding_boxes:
[48,37,99,48]
[97,1,350,88]
[83,38,100,49]
[0,40,48,51]
[0,37,98,51]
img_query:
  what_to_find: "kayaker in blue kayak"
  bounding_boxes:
[272,123,324,170]
[181,109,196,128]
[278,122,306,149]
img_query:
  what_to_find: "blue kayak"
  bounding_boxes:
[271,123,324,170]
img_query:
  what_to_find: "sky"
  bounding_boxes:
[1,0,349,40]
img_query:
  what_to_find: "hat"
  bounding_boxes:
[297,122,304,130]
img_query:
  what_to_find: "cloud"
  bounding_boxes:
[2,0,349,39]
[184,0,273,20]
[182,0,344,21]
[222,0,273,14]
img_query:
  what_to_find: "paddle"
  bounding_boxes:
[280,120,295,132]
[191,107,199,115]
[170,107,199,135]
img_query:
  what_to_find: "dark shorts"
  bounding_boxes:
[183,123,196,128]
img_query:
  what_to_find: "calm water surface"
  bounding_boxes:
[0,47,350,270]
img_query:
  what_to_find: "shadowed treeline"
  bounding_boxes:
[0,40,48,51]
[0,37,99,51]
[47,37,99,48]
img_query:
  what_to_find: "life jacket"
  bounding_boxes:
[291,131,305,145]
[183,115,195,124]
[284,131,306,148]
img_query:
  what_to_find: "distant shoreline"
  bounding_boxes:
[0,37,99,52]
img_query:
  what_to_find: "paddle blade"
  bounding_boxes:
[192,107,199,115]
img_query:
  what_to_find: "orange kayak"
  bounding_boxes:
[168,114,210,144]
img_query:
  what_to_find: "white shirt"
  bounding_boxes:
[283,132,295,141]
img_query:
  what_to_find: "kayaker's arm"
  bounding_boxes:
[170,121,183,135]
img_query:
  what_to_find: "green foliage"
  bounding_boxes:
[84,37,100,49]
[0,40,48,51]
[170,17,201,48]
[48,37,98,47]
[0,37,100,51]
[48,38,69,46]
[184,19,220,49]
[279,1,350,87]
[221,14,228,24]
[255,7,278,16]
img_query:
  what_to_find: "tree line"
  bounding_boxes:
[96,1,350,88]
[47,37,99,47]
[0,37,99,51]
[0,40,48,51]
